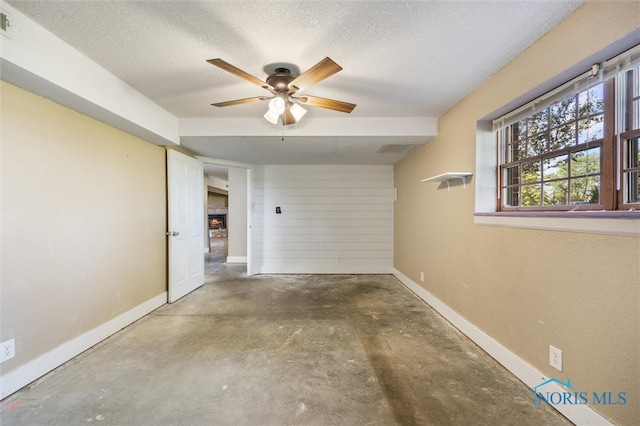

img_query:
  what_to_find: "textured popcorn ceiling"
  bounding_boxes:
[8,0,584,163]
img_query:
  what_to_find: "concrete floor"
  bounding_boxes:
[1,238,570,425]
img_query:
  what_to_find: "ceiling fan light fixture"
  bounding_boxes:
[290,103,307,122]
[268,94,287,115]
[264,109,280,124]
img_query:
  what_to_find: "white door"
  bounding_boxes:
[167,149,204,303]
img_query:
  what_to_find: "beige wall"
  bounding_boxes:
[1,82,167,373]
[207,192,228,209]
[394,2,639,425]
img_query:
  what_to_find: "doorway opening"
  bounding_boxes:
[204,164,229,266]
[201,159,252,276]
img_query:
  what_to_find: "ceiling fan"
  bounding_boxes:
[207,57,356,126]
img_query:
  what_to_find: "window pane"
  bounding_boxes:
[625,171,640,203]
[578,84,604,117]
[505,166,519,185]
[528,110,548,136]
[550,98,576,128]
[522,161,541,183]
[570,176,600,204]
[634,68,640,129]
[543,154,568,179]
[521,184,541,206]
[571,147,600,176]
[549,124,576,151]
[633,99,640,131]
[508,141,525,162]
[577,116,603,144]
[623,132,639,204]
[513,120,527,142]
[504,186,519,207]
[627,137,640,168]
[543,180,568,206]
[527,134,548,157]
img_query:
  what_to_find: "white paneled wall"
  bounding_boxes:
[252,165,394,274]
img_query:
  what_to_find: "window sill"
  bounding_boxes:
[474,211,640,236]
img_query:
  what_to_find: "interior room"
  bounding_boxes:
[1,1,638,425]
[205,164,229,259]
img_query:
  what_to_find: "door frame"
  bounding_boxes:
[199,156,255,275]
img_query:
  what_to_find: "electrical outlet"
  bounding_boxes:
[550,345,562,372]
[420,272,424,282]
[1,338,15,363]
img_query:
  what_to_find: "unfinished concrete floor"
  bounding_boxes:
[1,242,570,425]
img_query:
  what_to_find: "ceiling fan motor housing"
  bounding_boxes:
[267,68,295,92]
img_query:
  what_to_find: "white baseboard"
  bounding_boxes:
[392,269,612,426]
[254,260,394,275]
[0,292,167,399]
[256,266,394,274]
[226,256,247,263]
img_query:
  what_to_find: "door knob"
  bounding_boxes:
[166,231,180,237]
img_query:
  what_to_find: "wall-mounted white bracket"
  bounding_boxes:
[421,172,473,191]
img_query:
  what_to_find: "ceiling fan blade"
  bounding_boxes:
[282,104,297,126]
[288,57,342,93]
[211,96,268,108]
[207,58,273,91]
[298,95,356,113]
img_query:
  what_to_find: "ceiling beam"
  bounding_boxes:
[0,3,179,146]
[179,117,438,138]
